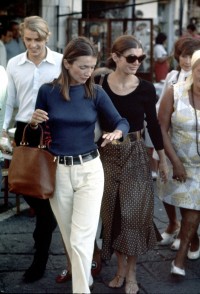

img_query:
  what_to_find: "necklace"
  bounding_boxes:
[191,89,200,157]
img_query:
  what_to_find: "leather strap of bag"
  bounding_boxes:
[21,124,44,147]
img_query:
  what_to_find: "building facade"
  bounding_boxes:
[0,0,200,80]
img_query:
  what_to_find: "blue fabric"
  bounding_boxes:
[35,83,129,156]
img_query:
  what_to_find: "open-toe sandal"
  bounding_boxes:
[125,280,139,294]
[170,238,181,251]
[159,228,180,246]
[108,274,125,288]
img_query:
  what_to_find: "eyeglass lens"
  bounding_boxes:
[124,54,146,63]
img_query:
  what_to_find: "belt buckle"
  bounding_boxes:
[64,156,73,166]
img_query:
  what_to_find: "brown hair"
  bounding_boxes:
[106,35,143,69]
[53,36,98,100]
[174,37,200,64]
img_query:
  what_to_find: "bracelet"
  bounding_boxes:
[30,123,38,129]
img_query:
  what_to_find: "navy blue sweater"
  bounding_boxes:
[35,83,129,156]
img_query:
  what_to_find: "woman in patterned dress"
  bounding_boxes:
[97,35,168,294]
[157,50,200,276]
[157,37,200,250]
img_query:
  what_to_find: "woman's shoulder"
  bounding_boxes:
[39,82,60,94]
[139,78,155,90]
[136,79,156,101]
[94,83,108,98]
[164,70,179,84]
[166,70,179,79]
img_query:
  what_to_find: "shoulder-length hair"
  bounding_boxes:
[53,36,98,101]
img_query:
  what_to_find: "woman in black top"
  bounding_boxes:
[96,35,168,294]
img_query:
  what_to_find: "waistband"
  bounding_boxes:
[58,149,99,166]
[111,130,143,145]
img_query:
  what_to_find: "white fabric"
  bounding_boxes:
[0,41,7,68]
[50,156,104,294]
[0,66,8,159]
[3,47,63,130]
[157,82,200,210]
[154,44,167,60]
[0,66,7,110]
[94,119,102,142]
[157,69,191,110]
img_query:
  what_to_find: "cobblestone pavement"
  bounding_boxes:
[0,186,200,294]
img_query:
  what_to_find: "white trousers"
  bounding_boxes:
[50,156,104,294]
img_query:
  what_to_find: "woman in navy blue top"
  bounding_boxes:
[30,36,129,294]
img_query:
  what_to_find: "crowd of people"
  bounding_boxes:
[0,14,200,294]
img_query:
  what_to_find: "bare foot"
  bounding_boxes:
[125,280,139,294]
[108,275,125,288]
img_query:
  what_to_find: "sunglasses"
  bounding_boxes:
[119,54,146,63]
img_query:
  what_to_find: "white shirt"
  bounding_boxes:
[0,66,8,109]
[154,44,167,60]
[3,47,63,130]
[156,69,191,112]
[0,66,8,134]
[0,40,7,68]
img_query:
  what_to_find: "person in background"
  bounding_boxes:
[157,50,200,276]
[94,35,168,294]
[182,23,200,40]
[156,37,200,251]
[2,15,63,283]
[5,20,26,62]
[154,32,170,82]
[0,26,13,68]
[30,36,129,294]
[0,66,8,192]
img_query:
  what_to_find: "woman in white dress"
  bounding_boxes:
[157,37,200,251]
[157,50,200,276]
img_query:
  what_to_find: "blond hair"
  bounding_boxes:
[20,16,50,41]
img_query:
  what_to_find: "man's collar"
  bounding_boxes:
[18,47,56,65]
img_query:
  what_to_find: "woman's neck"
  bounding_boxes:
[107,71,139,95]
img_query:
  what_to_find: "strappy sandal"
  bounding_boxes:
[170,238,181,251]
[108,274,125,288]
[159,228,180,246]
[125,280,139,294]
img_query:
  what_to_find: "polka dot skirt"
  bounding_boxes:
[99,139,158,260]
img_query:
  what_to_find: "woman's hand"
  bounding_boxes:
[158,159,168,183]
[157,150,168,183]
[101,130,122,147]
[172,159,187,183]
[30,109,49,126]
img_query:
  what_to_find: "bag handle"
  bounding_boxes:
[20,124,45,148]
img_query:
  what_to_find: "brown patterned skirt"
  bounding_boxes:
[99,138,159,260]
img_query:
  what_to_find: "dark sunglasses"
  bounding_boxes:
[120,54,146,63]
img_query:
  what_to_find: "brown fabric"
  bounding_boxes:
[8,124,57,199]
[100,139,159,260]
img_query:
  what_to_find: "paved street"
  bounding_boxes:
[0,185,200,294]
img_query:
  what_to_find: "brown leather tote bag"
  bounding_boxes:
[8,124,57,199]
